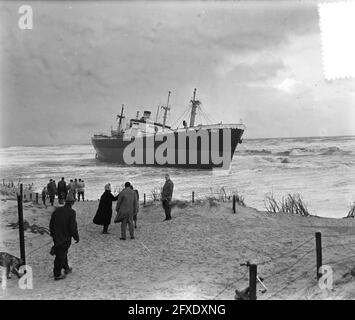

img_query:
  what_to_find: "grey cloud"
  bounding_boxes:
[0,1,353,147]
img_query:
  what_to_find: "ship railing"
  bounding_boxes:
[93,123,245,139]
[92,133,111,138]
[173,123,246,132]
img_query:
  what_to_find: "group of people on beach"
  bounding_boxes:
[49,174,174,281]
[43,177,86,206]
[2,180,34,190]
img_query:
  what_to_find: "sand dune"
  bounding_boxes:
[0,196,354,300]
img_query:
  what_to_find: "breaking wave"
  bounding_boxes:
[238,146,352,157]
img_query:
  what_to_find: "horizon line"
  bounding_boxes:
[1,133,355,148]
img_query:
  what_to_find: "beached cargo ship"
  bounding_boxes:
[91,89,245,169]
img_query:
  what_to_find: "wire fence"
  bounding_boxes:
[3,182,355,300]
[213,270,249,300]
[211,225,354,300]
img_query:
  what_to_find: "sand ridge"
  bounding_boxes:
[0,197,355,300]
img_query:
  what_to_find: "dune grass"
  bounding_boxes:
[264,193,310,216]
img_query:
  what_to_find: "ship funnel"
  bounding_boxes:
[143,111,151,120]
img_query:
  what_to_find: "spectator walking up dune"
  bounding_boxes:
[49,193,79,281]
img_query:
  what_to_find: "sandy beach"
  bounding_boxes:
[0,191,354,300]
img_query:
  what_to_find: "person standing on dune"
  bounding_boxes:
[74,178,78,200]
[115,182,137,240]
[49,193,79,281]
[161,174,174,221]
[77,179,85,201]
[67,179,76,199]
[41,186,47,206]
[57,177,67,204]
[47,179,56,206]
[93,183,118,234]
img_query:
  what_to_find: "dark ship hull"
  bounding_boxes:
[92,126,244,169]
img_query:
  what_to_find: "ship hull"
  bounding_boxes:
[92,127,244,169]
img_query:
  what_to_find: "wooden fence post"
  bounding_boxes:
[17,194,26,266]
[316,232,322,280]
[233,195,236,213]
[36,193,39,204]
[30,193,32,200]
[249,264,257,300]
[144,193,146,206]
[192,191,195,203]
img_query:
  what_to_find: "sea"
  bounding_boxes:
[0,135,354,218]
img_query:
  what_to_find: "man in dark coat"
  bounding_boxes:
[93,183,118,234]
[115,182,137,240]
[41,186,47,206]
[49,193,79,281]
[130,185,139,228]
[161,174,174,221]
[47,179,56,206]
[57,177,67,204]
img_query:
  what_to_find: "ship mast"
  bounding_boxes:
[161,91,171,129]
[189,88,200,127]
[155,105,160,123]
[117,104,125,132]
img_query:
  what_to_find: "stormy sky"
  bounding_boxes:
[0,0,354,147]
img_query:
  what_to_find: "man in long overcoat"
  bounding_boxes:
[49,193,79,281]
[57,177,67,204]
[161,174,174,221]
[115,182,137,240]
[47,179,56,206]
[93,183,118,234]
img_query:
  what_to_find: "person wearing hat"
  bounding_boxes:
[161,174,174,221]
[115,182,137,240]
[47,179,56,206]
[57,177,67,205]
[93,183,119,234]
[49,192,79,281]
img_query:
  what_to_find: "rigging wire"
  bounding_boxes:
[197,107,203,126]
[202,109,214,124]
[171,106,191,128]
[198,106,210,125]
[200,103,218,124]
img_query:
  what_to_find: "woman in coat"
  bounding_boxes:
[93,183,118,234]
